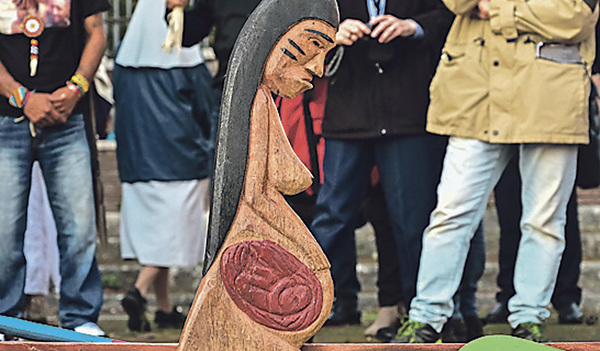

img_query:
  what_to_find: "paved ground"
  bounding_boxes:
[86,143,600,344]
[97,310,600,344]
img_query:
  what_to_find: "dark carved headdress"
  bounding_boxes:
[204,0,339,273]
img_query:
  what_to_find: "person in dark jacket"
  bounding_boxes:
[166,0,262,179]
[167,0,262,90]
[309,0,454,327]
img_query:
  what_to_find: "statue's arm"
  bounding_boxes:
[242,87,270,206]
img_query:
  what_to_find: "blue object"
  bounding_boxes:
[0,315,116,343]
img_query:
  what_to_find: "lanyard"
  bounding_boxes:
[367,0,386,19]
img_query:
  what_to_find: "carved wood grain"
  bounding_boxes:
[220,240,324,332]
[175,17,337,351]
[175,84,333,351]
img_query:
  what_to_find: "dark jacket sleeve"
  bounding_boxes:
[412,0,454,50]
[177,0,215,47]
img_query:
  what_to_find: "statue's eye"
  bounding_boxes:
[312,40,323,48]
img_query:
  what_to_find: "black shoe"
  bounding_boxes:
[482,302,509,324]
[464,314,484,341]
[557,302,584,324]
[441,317,467,343]
[121,288,151,332]
[364,304,404,342]
[375,326,400,343]
[155,306,186,329]
[323,300,361,326]
[393,320,441,343]
[512,322,549,342]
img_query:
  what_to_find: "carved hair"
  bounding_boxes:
[204,0,339,274]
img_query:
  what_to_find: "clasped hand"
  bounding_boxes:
[336,15,417,46]
[166,0,188,9]
[470,0,490,20]
[24,86,80,128]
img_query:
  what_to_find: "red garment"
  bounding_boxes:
[278,77,328,195]
[278,77,381,193]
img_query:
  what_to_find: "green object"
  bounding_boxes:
[460,335,561,351]
[395,320,441,343]
[514,322,549,342]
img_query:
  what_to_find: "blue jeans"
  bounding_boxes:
[495,156,582,310]
[0,114,103,329]
[410,137,577,331]
[310,135,447,307]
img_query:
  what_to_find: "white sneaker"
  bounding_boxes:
[73,322,106,337]
[0,333,23,342]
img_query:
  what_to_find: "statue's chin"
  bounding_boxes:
[279,81,313,99]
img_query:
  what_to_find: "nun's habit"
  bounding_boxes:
[113,0,217,267]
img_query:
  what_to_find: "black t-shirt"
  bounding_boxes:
[0,0,110,117]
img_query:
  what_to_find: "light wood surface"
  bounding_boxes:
[176,19,338,351]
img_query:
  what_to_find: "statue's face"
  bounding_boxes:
[262,19,337,98]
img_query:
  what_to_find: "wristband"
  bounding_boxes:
[22,90,35,109]
[69,73,89,95]
[67,82,83,99]
[8,86,29,109]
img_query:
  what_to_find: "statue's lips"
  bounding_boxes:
[299,74,314,88]
[300,71,314,83]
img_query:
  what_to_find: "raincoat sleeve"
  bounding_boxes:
[489,0,599,43]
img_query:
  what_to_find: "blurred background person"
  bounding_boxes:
[113,0,216,332]
[0,0,108,336]
[22,161,60,325]
[309,0,453,328]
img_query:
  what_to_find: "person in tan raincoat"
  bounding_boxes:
[395,0,599,343]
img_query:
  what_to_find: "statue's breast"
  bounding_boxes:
[266,97,313,196]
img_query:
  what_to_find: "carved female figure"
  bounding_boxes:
[177,0,339,350]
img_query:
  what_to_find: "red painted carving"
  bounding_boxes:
[221,240,323,331]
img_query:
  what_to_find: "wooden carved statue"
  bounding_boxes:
[177,0,339,350]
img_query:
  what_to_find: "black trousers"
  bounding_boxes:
[494,156,582,310]
[367,183,403,308]
[288,182,404,308]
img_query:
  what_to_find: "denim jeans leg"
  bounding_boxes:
[0,117,34,318]
[409,137,513,332]
[374,134,447,311]
[310,139,373,304]
[507,144,577,327]
[37,114,103,329]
